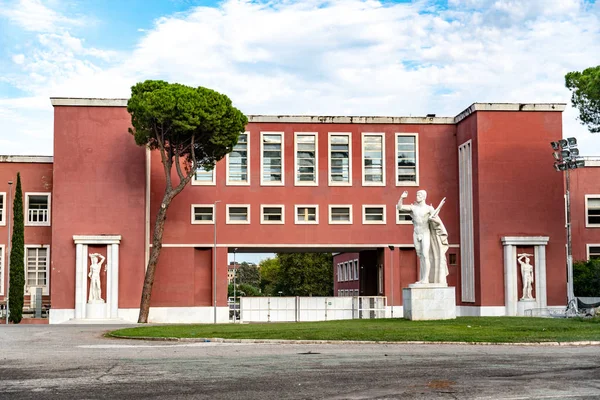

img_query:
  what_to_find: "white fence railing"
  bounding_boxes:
[239,296,387,322]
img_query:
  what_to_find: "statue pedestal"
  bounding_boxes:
[517,299,536,316]
[86,301,108,319]
[402,285,456,320]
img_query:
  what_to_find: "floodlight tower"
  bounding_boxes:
[550,137,584,305]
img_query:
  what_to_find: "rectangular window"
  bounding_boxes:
[261,132,284,185]
[0,192,5,226]
[354,260,359,280]
[191,204,214,224]
[586,196,600,227]
[26,246,49,295]
[227,132,249,185]
[396,133,418,185]
[295,205,318,224]
[226,205,250,224]
[589,246,600,260]
[261,205,284,224]
[362,205,386,224]
[449,253,457,265]
[295,133,317,186]
[344,262,349,281]
[329,133,352,186]
[397,209,413,224]
[337,264,342,282]
[25,193,51,226]
[192,165,216,185]
[362,133,385,186]
[329,205,352,224]
[0,245,4,295]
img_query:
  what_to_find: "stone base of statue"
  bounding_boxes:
[402,285,456,320]
[86,301,108,319]
[517,299,536,316]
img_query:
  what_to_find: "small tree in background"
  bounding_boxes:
[573,259,600,297]
[565,66,600,133]
[238,262,260,287]
[8,173,24,323]
[277,253,333,296]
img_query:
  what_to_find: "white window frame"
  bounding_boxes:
[328,204,353,225]
[395,133,419,186]
[226,132,250,186]
[361,133,386,186]
[0,192,6,226]
[191,204,215,225]
[328,132,352,186]
[260,204,285,224]
[25,192,51,227]
[24,245,50,295]
[362,205,386,224]
[587,244,600,260]
[337,264,341,282]
[396,209,412,225]
[294,132,318,186]
[191,165,216,186]
[226,204,250,224]
[585,195,600,227]
[294,204,319,225]
[0,245,4,295]
[353,260,359,280]
[260,132,285,186]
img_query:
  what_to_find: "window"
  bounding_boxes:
[588,245,600,260]
[227,132,249,185]
[396,133,418,185]
[191,204,214,224]
[337,264,342,282]
[397,209,412,224]
[449,253,457,265]
[226,205,250,224]
[0,192,5,226]
[261,132,284,185]
[329,205,352,224]
[26,246,49,295]
[354,260,359,280]
[192,165,216,185]
[329,133,352,186]
[25,193,50,226]
[295,133,317,185]
[261,205,284,224]
[295,205,318,224]
[362,133,385,186]
[0,245,4,295]
[585,196,600,227]
[344,262,349,281]
[363,205,386,224]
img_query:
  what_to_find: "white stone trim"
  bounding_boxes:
[226,204,250,224]
[0,192,5,227]
[294,204,319,225]
[153,243,457,248]
[395,133,419,186]
[49,309,75,324]
[226,132,250,186]
[24,192,51,227]
[501,236,550,246]
[456,306,506,317]
[454,103,566,123]
[584,194,600,228]
[459,140,475,302]
[191,204,215,224]
[260,204,285,224]
[587,244,600,260]
[260,131,284,186]
[50,97,128,107]
[73,235,122,244]
[583,157,600,167]
[117,307,230,324]
[0,155,53,163]
[361,132,385,187]
[328,132,352,186]
[249,115,455,124]
[294,132,318,186]
[24,244,50,295]
[362,205,386,224]
[328,204,353,225]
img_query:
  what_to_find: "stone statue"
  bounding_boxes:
[88,253,106,303]
[397,190,449,285]
[518,253,534,300]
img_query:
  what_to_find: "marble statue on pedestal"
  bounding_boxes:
[518,253,534,300]
[88,253,106,303]
[397,190,449,285]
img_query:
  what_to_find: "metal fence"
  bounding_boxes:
[238,296,387,323]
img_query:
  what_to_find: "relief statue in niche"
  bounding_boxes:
[88,253,106,303]
[518,253,534,300]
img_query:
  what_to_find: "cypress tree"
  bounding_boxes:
[9,173,24,323]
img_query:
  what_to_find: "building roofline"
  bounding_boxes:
[583,157,600,167]
[50,97,567,124]
[0,155,53,163]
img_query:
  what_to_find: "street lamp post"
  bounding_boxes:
[388,245,395,318]
[551,137,584,306]
[5,181,13,324]
[213,200,221,324]
[232,247,237,323]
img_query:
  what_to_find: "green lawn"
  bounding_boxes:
[109,317,600,343]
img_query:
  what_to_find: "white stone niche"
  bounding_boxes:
[73,235,121,320]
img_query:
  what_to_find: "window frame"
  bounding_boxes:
[294,132,318,186]
[362,205,387,224]
[585,195,600,228]
[361,132,386,186]
[191,165,216,186]
[353,260,359,280]
[0,192,5,226]
[260,204,285,224]
[24,244,50,295]
[328,132,352,186]
[396,208,413,225]
[226,204,250,225]
[294,204,319,225]
[395,133,419,186]
[25,192,51,227]
[191,204,215,225]
[226,131,250,186]
[0,244,4,295]
[328,204,353,225]
[587,244,600,260]
[260,131,285,186]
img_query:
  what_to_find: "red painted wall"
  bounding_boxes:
[333,252,359,294]
[571,166,600,261]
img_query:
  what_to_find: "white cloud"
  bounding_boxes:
[0,0,84,32]
[1,0,600,155]
[12,54,25,64]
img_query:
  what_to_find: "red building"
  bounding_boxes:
[0,98,595,323]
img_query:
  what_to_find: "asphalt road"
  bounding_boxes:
[1,325,600,399]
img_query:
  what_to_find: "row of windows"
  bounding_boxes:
[193,132,419,187]
[0,193,51,227]
[337,289,360,297]
[191,204,413,225]
[0,246,49,296]
[337,259,359,282]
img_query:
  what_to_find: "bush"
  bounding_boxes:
[573,259,600,297]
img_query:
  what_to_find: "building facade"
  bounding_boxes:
[0,98,596,323]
